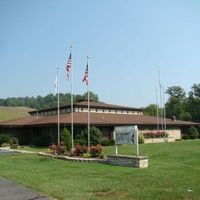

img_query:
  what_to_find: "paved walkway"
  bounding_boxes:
[0,177,55,200]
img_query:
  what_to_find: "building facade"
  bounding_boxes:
[0,100,199,145]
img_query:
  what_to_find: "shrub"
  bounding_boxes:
[1,143,9,147]
[138,133,145,144]
[82,152,91,158]
[73,144,103,158]
[0,134,10,145]
[90,144,102,157]
[73,144,88,156]
[49,142,65,155]
[101,139,109,146]
[90,127,102,145]
[143,131,168,139]
[61,127,72,151]
[99,152,107,159]
[187,126,198,139]
[75,126,102,146]
[101,139,115,146]
[75,131,87,146]
[9,137,19,149]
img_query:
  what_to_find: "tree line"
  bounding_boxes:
[0,92,99,110]
[144,83,200,122]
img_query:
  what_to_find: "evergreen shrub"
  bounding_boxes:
[9,137,19,149]
[187,126,198,139]
[0,134,10,145]
[61,127,72,151]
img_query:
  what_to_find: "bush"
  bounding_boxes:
[0,134,10,145]
[61,127,72,151]
[90,144,102,157]
[82,152,91,158]
[73,144,102,158]
[1,143,9,147]
[101,139,115,146]
[49,142,65,155]
[75,126,102,146]
[73,144,88,156]
[139,133,145,144]
[90,127,102,145]
[75,131,87,146]
[187,126,198,139]
[143,131,168,139]
[9,137,19,149]
[99,152,107,159]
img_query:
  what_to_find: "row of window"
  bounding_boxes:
[32,107,143,116]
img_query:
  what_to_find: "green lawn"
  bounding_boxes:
[0,140,200,200]
[19,146,49,153]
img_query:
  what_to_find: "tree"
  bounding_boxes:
[61,127,72,151]
[144,104,160,116]
[165,86,187,120]
[83,91,99,102]
[187,83,200,122]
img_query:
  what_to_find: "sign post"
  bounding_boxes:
[133,125,139,157]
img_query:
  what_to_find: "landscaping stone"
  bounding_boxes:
[38,152,148,168]
[107,155,148,168]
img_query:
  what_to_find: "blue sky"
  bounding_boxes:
[0,0,200,107]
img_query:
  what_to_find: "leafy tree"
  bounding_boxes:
[166,86,186,100]
[61,127,72,151]
[187,83,200,122]
[144,104,160,116]
[165,86,187,120]
[83,91,99,102]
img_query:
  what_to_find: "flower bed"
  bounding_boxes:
[48,143,104,159]
[142,131,168,139]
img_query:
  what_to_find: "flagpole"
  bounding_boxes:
[162,85,167,138]
[70,45,74,150]
[57,67,60,145]
[156,87,159,131]
[87,56,90,151]
[158,67,163,131]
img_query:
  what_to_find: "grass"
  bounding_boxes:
[0,140,200,200]
[19,146,49,153]
[0,106,34,121]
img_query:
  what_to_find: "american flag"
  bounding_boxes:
[82,63,88,85]
[66,53,72,79]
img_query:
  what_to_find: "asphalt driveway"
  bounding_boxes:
[0,177,55,200]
